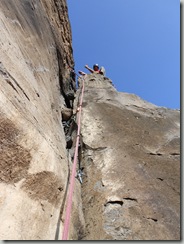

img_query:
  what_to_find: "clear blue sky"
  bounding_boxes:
[67,0,180,109]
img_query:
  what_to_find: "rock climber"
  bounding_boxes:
[79,64,104,76]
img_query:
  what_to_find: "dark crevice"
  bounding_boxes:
[56,47,69,106]
[149,152,162,156]
[56,75,83,239]
[5,80,19,93]
[123,197,138,202]
[149,152,179,156]
[147,217,158,222]
[56,47,76,109]
[62,114,77,150]
[8,73,30,101]
[83,142,107,152]
[104,200,124,207]
[157,177,164,181]
[33,116,38,123]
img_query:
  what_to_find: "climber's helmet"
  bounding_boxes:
[93,64,99,71]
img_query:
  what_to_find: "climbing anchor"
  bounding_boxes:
[76,168,85,184]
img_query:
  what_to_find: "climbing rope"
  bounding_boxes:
[62,73,86,240]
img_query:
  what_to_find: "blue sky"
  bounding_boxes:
[67,0,180,109]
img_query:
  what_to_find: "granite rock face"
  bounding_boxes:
[0,0,180,240]
[0,0,80,240]
[77,74,180,240]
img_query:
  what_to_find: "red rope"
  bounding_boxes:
[62,74,86,240]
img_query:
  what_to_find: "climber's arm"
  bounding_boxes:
[85,65,94,73]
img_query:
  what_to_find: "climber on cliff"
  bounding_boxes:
[78,64,104,76]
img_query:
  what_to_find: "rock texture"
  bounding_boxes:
[77,74,180,240]
[0,0,80,240]
[0,0,180,240]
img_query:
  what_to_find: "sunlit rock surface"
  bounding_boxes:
[78,74,180,240]
[0,0,79,240]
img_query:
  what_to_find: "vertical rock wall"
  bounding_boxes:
[77,74,180,240]
[0,0,79,240]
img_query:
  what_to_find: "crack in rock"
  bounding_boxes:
[83,142,107,151]
[104,200,124,207]
[157,177,164,181]
[123,197,138,202]
[149,152,163,156]
[147,217,158,222]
